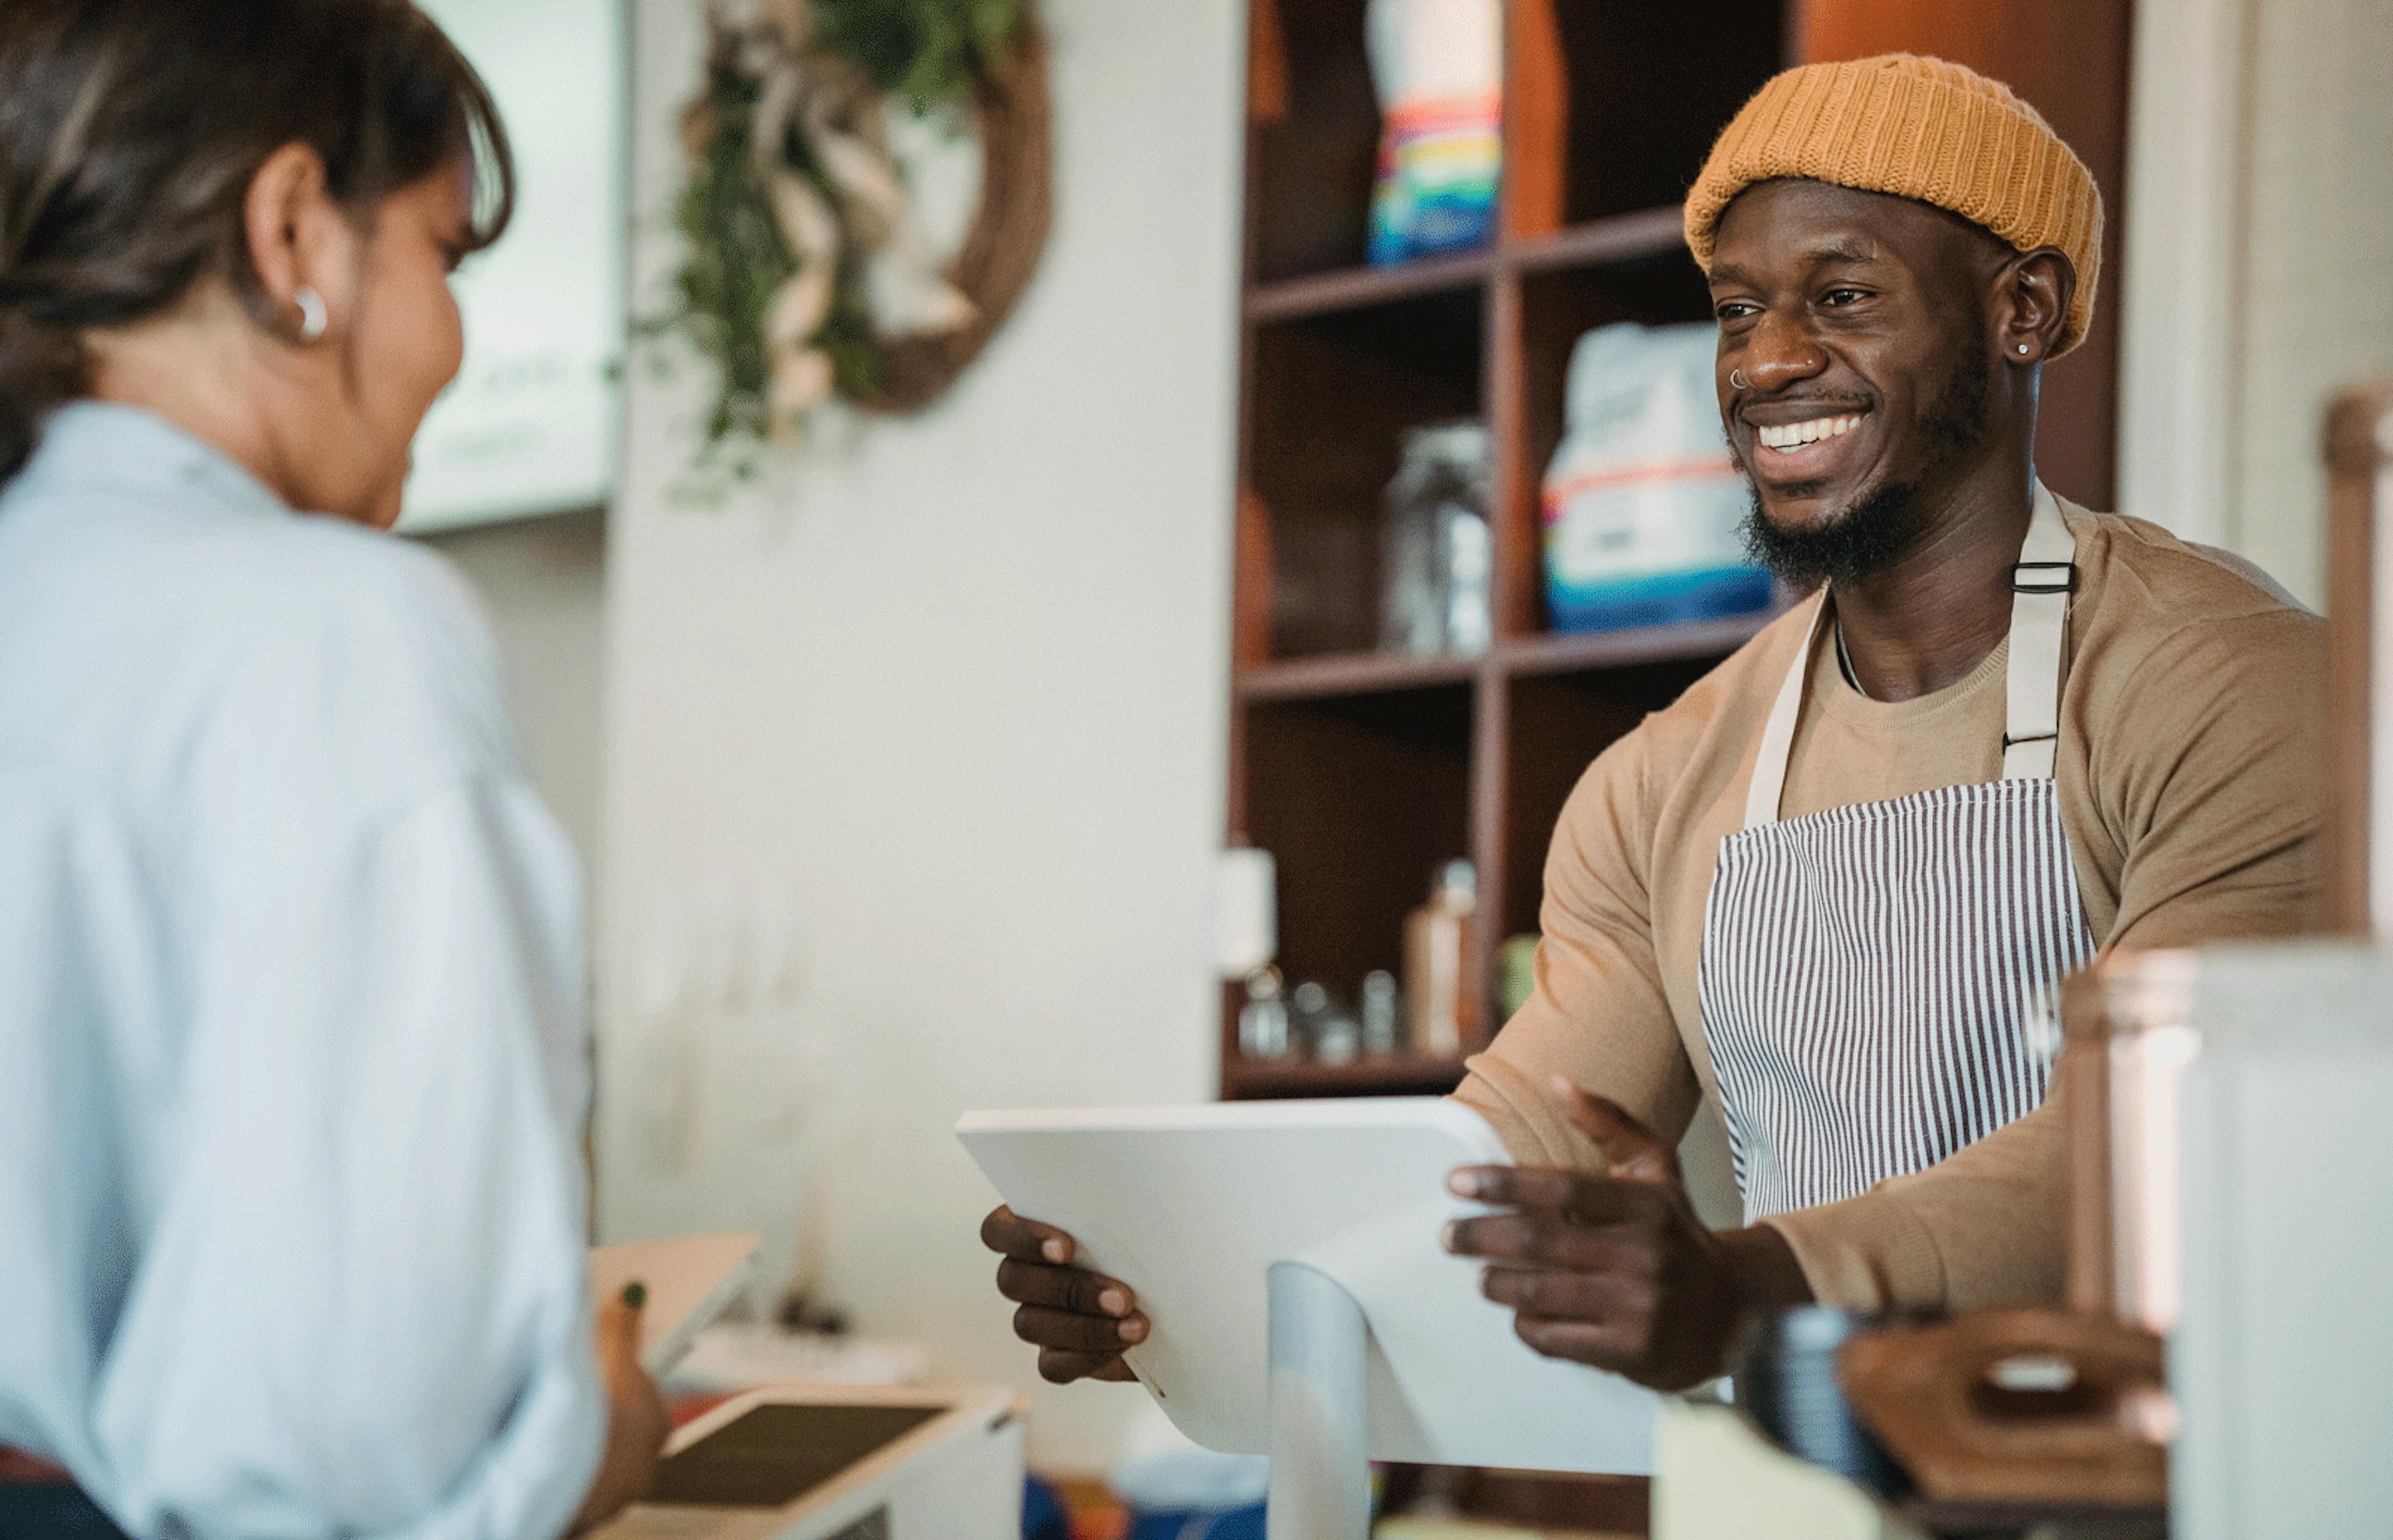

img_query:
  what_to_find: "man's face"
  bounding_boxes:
[1708,179,2005,582]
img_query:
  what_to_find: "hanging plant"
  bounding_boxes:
[646,0,1053,467]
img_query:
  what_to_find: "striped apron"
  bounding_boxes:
[1697,484,2096,1223]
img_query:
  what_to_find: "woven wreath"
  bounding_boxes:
[655,0,1053,454]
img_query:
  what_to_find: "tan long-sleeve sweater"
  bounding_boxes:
[1454,498,2324,1313]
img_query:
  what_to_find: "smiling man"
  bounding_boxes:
[979,54,2323,1395]
[1430,53,2324,1385]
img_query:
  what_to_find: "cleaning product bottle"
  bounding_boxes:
[1365,0,1502,264]
[1405,860,1478,1056]
[1542,321,1773,631]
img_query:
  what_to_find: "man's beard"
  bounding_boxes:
[1739,336,1994,589]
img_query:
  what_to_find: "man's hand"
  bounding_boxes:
[1442,1077,1811,1391]
[980,1205,1149,1384]
[571,1286,672,1534]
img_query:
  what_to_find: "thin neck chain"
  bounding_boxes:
[1832,617,1871,700]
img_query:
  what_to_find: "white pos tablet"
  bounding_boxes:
[956,1097,1658,1477]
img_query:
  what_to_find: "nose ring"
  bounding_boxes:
[1730,368,1749,391]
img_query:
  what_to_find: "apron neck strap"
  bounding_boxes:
[1742,483,2077,831]
[2001,482,2076,780]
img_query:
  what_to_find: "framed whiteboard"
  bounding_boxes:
[399,0,628,533]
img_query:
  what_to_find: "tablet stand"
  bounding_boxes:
[959,1100,1664,1480]
[1266,1262,1371,1540]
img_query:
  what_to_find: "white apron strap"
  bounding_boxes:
[1741,484,2078,830]
[2002,482,2076,780]
[1742,594,1830,830]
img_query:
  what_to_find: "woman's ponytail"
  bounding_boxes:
[0,307,86,485]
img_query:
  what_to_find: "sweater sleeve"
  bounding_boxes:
[1455,727,1703,1170]
[1762,1092,2068,1313]
[2092,609,2326,951]
[1762,607,2326,1313]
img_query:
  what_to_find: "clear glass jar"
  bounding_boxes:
[1380,421,1491,657]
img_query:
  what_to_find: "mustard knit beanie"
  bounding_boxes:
[1683,54,2103,356]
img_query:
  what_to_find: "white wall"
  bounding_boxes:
[2225,0,2393,605]
[600,0,1243,1473]
[429,510,609,873]
[2120,0,2393,607]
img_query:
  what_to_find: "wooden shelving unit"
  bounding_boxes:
[1220,0,2132,1113]
[1221,1053,1470,1101]
[1236,615,1784,703]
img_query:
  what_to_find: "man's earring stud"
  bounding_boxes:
[2017,342,2032,356]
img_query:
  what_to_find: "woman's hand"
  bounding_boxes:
[571,1286,672,1533]
[980,1206,1148,1384]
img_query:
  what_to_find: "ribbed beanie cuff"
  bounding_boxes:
[1683,54,2103,355]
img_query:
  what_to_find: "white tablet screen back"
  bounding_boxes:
[957,1098,1656,1473]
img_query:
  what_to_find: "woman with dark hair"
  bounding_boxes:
[0,2,665,1536]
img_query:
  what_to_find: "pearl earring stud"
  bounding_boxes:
[295,287,328,343]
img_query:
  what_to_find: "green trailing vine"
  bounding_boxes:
[654,55,788,453]
[814,0,1027,112]
[641,0,1031,483]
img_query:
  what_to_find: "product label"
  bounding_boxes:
[1543,458,1749,583]
[1370,92,1501,264]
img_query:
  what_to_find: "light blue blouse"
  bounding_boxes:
[0,404,604,1538]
